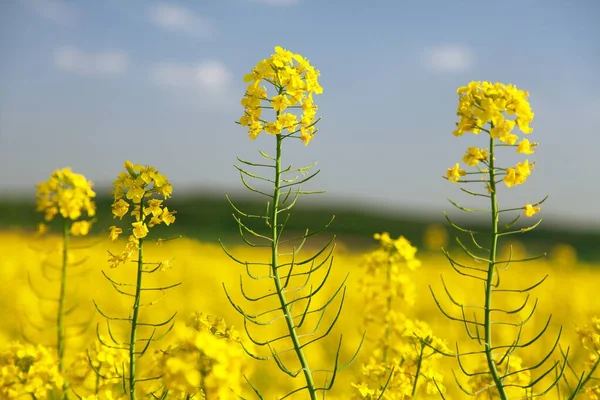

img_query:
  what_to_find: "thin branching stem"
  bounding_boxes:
[484,134,509,400]
[271,134,318,399]
[128,235,144,400]
[57,220,70,399]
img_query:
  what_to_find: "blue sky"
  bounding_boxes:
[1,0,599,229]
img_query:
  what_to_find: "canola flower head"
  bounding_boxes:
[108,161,175,268]
[448,81,539,189]
[151,314,251,400]
[453,81,534,137]
[35,167,96,235]
[0,341,65,399]
[239,46,322,145]
[353,235,446,398]
[68,337,129,394]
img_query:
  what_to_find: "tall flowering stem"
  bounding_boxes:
[433,82,567,398]
[93,161,179,400]
[34,167,96,397]
[222,46,362,399]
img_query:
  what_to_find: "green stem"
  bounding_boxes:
[485,135,508,400]
[270,134,318,400]
[411,343,425,397]
[128,234,144,400]
[57,221,70,399]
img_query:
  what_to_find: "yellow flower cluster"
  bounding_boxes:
[453,81,534,138]
[239,46,322,145]
[0,341,65,399]
[352,317,448,399]
[467,355,531,399]
[504,159,533,188]
[353,234,448,398]
[447,81,539,189]
[108,161,175,268]
[463,147,489,167]
[35,167,96,236]
[152,313,250,399]
[372,232,421,270]
[67,337,129,395]
[577,316,600,358]
[524,203,541,217]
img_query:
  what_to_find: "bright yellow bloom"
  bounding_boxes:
[161,207,176,226]
[277,113,298,132]
[265,120,283,135]
[271,94,291,113]
[454,81,533,141]
[462,147,489,166]
[524,203,540,217]
[112,199,130,219]
[239,46,322,143]
[109,161,175,265]
[132,221,149,239]
[447,163,466,183]
[517,138,535,154]
[504,160,533,187]
[144,199,164,217]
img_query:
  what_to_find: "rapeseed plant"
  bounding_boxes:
[93,161,179,400]
[68,338,129,397]
[351,233,448,398]
[436,81,564,398]
[149,312,252,399]
[33,168,96,397]
[222,45,360,399]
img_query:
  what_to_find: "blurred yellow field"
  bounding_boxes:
[1,229,598,399]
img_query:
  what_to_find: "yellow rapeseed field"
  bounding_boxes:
[0,229,598,399]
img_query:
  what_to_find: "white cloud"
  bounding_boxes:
[149,61,232,92]
[147,3,214,38]
[422,44,475,73]
[23,0,75,25]
[248,0,300,5]
[54,47,129,76]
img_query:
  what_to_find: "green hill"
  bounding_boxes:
[1,194,598,262]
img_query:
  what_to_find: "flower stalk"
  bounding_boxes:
[94,160,179,399]
[436,81,566,398]
[223,45,361,398]
[483,135,508,400]
[128,236,144,400]
[57,219,69,375]
[35,167,96,399]
[270,134,318,399]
